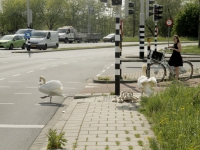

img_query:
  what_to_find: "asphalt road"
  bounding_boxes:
[0,42,198,150]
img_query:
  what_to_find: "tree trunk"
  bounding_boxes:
[198,0,200,47]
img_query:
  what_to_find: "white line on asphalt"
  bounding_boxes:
[111,64,114,66]
[8,81,23,82]
[88,83,101,86]
[96,74,101,76]
[67,82,82,83]
[0,86,10,88]
[13,74,20,77]
[85,86,97,88]
[14,93,32,95]
[0,78,5,80]
[52,65,58,67]
[0,124,44,128]
[0,103,14,105]
[102,70,106,72]
[27,70,34,73]
[106,67,110,69]
[40,68,47,70]
[26,87,38,89]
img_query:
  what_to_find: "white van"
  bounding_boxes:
[29,30,59,50]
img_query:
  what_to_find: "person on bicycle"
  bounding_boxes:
[168,35,182,80]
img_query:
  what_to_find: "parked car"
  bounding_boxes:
[103,33,115,42]
[0,35,26,50]
[15,28,35,39]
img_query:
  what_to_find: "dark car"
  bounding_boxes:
[103,33,115,42]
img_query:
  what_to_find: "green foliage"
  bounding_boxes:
[139,81,200,149]
[46,128,67,150]
[172,3,199,37]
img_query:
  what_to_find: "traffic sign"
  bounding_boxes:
[166,19,172,26]
[24,31,32,39]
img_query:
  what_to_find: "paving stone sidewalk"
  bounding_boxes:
[39,94,154,150]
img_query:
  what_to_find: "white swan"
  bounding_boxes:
[38,76,67,103]
[137,64,157,97]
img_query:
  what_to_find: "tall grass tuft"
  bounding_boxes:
[140,81,200,150]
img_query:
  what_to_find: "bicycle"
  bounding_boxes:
[146,47,193,83]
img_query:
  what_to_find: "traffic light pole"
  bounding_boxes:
[115,6,121,96]
[139,0,145,59]
[154,21,157,51]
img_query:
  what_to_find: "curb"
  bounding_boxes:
[74,93,111,99]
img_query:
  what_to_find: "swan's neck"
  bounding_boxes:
[40,77,46,84]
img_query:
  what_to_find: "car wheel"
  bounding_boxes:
[21,43,25,49]
[56,43,59,48]
[9,44,13,50]
[64,38,68,43]
[43,45,47,50]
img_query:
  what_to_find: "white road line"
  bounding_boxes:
[14,93,32,95]
[111,64,114,66]
[0,103,14,105]
[96,74,101,76]
[85,86,97,88]
[0,124,44,128]
[27,70,34,73]
[88,83,101,86]
[0,78,5,80]
[26,87,38,89]
[8,81,23,82]
[13,74,20,77]
[67,82,82,83]
[102,70,106,73]
[52,65,58,67]
[0,86,10,88]
[40,68,47,70]
[106,67,110,69]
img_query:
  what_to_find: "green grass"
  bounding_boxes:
[139,81,200,150]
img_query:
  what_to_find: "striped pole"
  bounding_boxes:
[139,0,145,59]
[154,22,157,51]
[147,38,151,78]
[120,20,122,79]
[115,6,121,96]
[27,38,30,51]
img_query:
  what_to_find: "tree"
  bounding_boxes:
[198,0,200,47]
[172,3,199,38]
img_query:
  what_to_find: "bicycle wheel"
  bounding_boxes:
[147,63,166,83]
[179,61,193,81]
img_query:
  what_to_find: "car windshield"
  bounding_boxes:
[1,35,13,40]
[57,29,67,33]
[31,32,47,38]
[107,34,114,37]
[16,29,30,34]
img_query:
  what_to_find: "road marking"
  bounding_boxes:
[0,86,10,88]
[0,103,14,105]
[14,93,32,95]
[67,82,82,83]
[0,78,5,80]
[40,68,47,70]
[0,124,44,128]
[106,67,110,69]
[63,63,68,64]
[8,81,23,82]
[27,70,34,73]
[102,70,106,72]
[26,87,38,89]
[85,86,97,88]
[73,61,78,62]
[52,65,58,67]
[13,74,21,77]
[96,74,101,76]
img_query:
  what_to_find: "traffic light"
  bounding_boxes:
[146,0,154,18]
[125,0,134,17]
[112,0,122,6]
[153,4,163,22]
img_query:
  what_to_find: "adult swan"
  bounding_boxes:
[38,76,67,103]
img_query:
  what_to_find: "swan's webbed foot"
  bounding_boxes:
[40,95,49,99]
